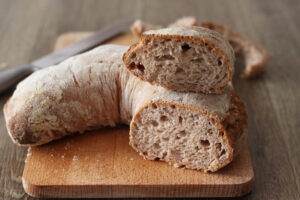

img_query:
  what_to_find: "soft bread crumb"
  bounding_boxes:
[129,92,247,172]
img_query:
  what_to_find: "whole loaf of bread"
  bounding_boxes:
[4,45,246,172]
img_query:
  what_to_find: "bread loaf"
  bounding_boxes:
[4,45,246,172]
[123,26,235,94]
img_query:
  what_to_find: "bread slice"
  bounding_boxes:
[123,26,235,94]
[4,45,246,172]
[130,87,247,172]
[201,22,269,78]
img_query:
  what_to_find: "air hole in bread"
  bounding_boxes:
[178,116,183,124]
[200,140,210,147]
[175,67,185,75]
[131,53,136,59]
[152,104,158,109]
[129,62,136,70]
[195,146,200,151]
[178,130,186,137]
[216,143,222,151]
[151,120,158,127]
[171,105,176,109]
[136,63,145,73]
[218,59,222,66]
[181,43,191,52]
[162,55,175,60]
[220,149,226,156]
[160,115,168,122]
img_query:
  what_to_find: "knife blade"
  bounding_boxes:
[0,18,134,94]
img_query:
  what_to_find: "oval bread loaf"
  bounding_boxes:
[4,45,246,172]
[123,26,235,94]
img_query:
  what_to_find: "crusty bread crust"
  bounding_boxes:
[123,26,235,94]
[201,22,269,78]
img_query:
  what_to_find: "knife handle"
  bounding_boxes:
[0,64,34,94]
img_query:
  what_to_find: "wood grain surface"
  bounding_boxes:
[0,0,299,199]
[20,32,253,198]
[23,128,253,198]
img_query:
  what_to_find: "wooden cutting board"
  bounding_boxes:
[22,32,254,198]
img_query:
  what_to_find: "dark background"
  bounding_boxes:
[0,0,299,199]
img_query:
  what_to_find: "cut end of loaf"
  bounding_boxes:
[123,28,233,94]
[130,102,235,172]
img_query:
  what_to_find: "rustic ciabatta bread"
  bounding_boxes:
[201,22,269,78]
[4,45,246,172]
[123,26,235,94]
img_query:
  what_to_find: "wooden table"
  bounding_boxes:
[0,0,299,199]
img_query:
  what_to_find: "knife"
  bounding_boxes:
[0,18,135,94]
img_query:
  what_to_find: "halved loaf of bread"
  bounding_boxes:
[4,45,246,172]
[123,26,235,94]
